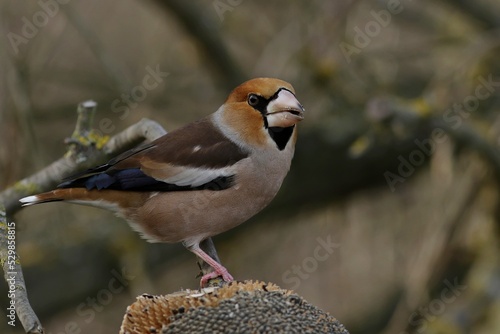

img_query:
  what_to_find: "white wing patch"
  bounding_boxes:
[162,166,234,187]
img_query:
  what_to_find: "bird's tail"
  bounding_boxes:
[19,188,145,211]
[20,188,85,206]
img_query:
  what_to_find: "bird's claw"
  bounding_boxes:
[200,269,234,288]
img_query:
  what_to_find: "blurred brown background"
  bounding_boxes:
[1,0,500,333]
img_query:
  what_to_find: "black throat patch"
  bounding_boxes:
[267,126,294,150]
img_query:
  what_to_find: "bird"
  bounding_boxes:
[20,77,305,286]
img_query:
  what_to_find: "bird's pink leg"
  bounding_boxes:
[188,244,234,287]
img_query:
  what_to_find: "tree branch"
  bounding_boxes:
[2,102,168,215]
[0,101,168,333]
[0,205,43,334]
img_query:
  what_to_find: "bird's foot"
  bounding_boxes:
[200,268,234,288]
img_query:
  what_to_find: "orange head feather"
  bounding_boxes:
[218,78,303,149]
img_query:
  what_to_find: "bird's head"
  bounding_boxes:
[217,78,305,149]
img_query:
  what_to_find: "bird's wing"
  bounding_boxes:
[59,117,249,191]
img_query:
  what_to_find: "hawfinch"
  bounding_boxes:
[20,78,305,286]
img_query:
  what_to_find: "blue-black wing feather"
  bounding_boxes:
[59,167,234,192]
[58,117,247,192]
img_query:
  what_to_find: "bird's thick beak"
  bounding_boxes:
[266,89,305,127]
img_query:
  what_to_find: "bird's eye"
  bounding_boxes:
[247,94,260,107]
